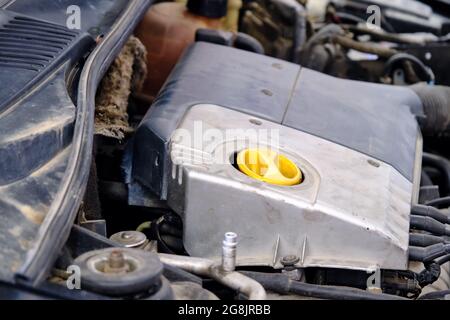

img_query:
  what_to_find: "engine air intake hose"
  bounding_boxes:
[410,84,450,135]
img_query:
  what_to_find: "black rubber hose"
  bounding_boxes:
[409,233,447,247]
[426,196,450,209]
[421,170,433,186]
[241,271,408,300]
[161,235,184,252]
[409,243,450,262]
[436,254,450,265]
[411,205,450,224]
[410,84,450,136]
[159,223,183,238]
[417,262,441,288]
[410,215,450,236]
[422,153,450,196]
[299,24,345,70]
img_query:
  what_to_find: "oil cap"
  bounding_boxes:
[237,148,302,186]
[187,0,228,18]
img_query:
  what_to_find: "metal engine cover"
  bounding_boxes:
[167,104,415,271]
[129,42,424,272]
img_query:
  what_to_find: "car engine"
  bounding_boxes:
[1,0,450,301]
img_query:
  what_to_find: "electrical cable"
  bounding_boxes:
[409,243,450,262]
[409,233,447,247]
[411,205,450,224]
[410,215,450,236]
[426,196,450,208]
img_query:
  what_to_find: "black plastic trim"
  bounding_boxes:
[15,0,153,286]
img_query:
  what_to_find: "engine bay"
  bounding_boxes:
[2,0,450,301]
[46,0,450,300]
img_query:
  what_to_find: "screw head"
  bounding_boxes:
[110,231,147,248]
[367,159,380,167]
[121,232,132,239]
[281,255,300,266]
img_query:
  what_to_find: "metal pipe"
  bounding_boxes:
[158,253,266,300]
[222,232,237,272]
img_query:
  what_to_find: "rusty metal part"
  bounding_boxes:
[333,35,397,58]
[103,250,130,274]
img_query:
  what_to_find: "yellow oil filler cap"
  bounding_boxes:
[237,148,302,186]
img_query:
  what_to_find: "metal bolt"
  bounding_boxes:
[121,232,132,239]
[222,232,238,272]
[102,250,131,274]
[281,255,300,266]
[108,250,125,269]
